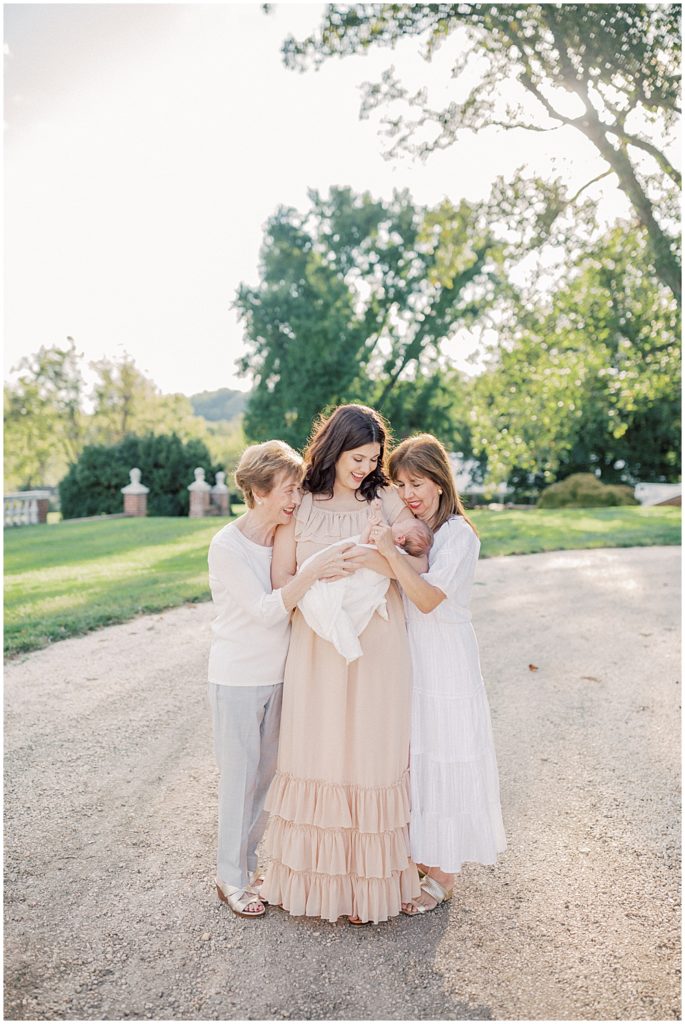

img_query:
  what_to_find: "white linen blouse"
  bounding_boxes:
[207,521,290,687]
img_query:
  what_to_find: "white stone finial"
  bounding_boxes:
[188,467,211,493]
[121,467,149,495]
[212,470,229,494]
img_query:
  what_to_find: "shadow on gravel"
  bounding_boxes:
[4,881,493,1021]
[194,901,493,1021]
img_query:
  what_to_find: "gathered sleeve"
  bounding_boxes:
[294,492,313,541]
[379,485,410,526]
[421,517,480,600]
[208,539,288,627]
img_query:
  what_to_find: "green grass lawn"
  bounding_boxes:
[474,505,681,557]
[4,512,244,657]
[4,505,680,657]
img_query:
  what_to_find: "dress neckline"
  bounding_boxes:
[310,495,371,514]
[310,504,369,514]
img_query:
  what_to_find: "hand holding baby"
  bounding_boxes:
[368,522,397,558]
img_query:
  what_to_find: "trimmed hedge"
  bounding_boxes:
[537,472,638,509]
[58,433,223,519]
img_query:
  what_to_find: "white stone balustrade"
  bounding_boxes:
[4,491,50,527]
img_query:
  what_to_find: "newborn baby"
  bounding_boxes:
[298,500,433,663]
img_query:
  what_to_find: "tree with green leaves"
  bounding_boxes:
[58,433,222,519]
[190,388,248,422]
[4,384,63,491]
[203,415,247,488]
[4,345,217,489]
[89,354,211,447]
[4,338,85,490]
[471,221,681,488]
[279,3,681,299]
[236,186,497,450]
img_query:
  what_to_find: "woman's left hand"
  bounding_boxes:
[368,523,396,558]
[343,544,375,570]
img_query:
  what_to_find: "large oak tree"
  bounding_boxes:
[279,3,681,299]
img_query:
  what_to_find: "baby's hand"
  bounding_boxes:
[368,523,396,558]
[368,498,385,527]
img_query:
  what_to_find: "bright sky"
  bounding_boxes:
[4,1,642,397]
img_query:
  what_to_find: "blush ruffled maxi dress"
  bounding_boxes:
[260,488,421,923]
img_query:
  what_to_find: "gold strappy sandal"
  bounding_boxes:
[402,874,453,915]
[215,879,266,918]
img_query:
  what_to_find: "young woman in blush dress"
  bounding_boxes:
[259,405,424,924]
[369,433,506,914]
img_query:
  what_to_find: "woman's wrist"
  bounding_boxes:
[301,562,319,587]
[382,546,403,569]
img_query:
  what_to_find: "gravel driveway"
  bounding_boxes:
[4,546,680,1021]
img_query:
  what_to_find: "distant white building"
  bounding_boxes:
[448,454,508,500]
[634,482,682,507]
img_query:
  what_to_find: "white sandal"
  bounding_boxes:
[402,874,453,916]
[215,879,266,918]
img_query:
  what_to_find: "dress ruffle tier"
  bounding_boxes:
[261,769,420,924]
[264,769,411,832]
[410,751,506,871]
[263,861,420,924]
[411,684,495,761]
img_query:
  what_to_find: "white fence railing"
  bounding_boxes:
[4,491,50,527]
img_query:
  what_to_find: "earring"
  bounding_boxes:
[438,489,442,495]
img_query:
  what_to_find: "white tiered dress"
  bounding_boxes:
[404,514,506,872]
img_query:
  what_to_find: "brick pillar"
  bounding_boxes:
[36,498,49,524]
[211,471,230,516]
[188,467,212,517]
[121,468,149,517]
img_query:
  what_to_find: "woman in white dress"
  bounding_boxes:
[369,433,506,913]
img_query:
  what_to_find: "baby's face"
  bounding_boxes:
[391,520,432,557]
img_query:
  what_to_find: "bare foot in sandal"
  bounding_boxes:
[402,869,456,916]
[216,879,265,918]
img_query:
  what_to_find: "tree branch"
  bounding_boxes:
[567,170,613,204]
[376,246,490,409]
[489,119,562,133]
[540,10,682,301]
[604,126,682,188]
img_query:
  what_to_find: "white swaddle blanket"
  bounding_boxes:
[298,536,399,664]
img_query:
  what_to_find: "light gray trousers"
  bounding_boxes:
[207,682,282,890]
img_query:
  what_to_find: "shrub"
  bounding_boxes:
[537,473,638,509]
[59,433,222,519]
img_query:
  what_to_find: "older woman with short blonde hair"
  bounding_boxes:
[208,440,360,918]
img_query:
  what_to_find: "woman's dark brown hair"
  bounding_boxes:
[388,433,478,535]
[303,404,390,501]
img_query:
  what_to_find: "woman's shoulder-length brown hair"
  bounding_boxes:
[303,404,390,501]
[388,433,478,535]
